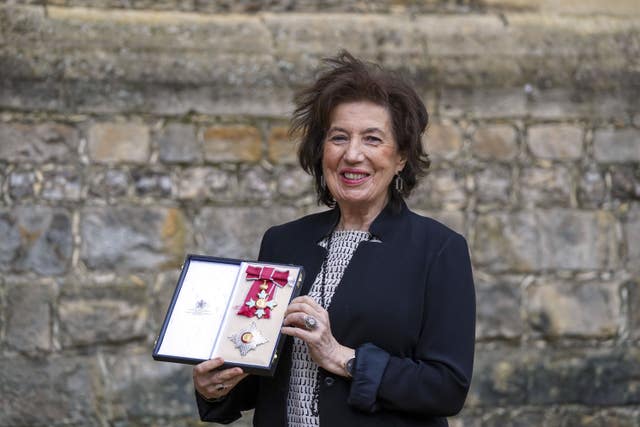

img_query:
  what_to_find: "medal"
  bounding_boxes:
[237,265,290,319]
[228,321,268,356]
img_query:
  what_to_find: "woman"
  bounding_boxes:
[192,51,475,426]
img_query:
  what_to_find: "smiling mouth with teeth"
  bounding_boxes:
[343,172,369,180]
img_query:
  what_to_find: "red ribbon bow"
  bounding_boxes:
[237,265,290,319]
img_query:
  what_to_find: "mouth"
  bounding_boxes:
[340,170,370,184]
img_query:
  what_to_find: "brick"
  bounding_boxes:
[0,355,100,426]
[519,166,572,208]
[467,348,529,407]
[80,206,187,271]
[195,206,299,259]
[87,122,150,163]
[423,122,463,160]
[131,169,172,197]
[527,124,583,160]
[0,206,73,276]
[473,209,619,272]
[59,288,148,347]
[156,122,200,163]
[5,282,56,352]
[202,125,262,163]
[267,126,298,165]
[594,128,640,163]
[475,275,523,340]
[526,279,621,338]
[0,122,79,162]
[471,125,518,161]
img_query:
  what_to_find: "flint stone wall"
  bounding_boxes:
[1,1,639,426]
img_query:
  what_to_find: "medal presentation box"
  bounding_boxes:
[153,254,304,376]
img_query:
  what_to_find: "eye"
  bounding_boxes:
[364,135,382,144]
[329,134,348,143]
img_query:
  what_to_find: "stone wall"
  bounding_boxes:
[1,1,639,426]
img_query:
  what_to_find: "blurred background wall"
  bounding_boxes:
[1,1,639,426]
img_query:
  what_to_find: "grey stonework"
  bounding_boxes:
[0,3,639,427]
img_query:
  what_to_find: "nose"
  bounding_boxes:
[343,140,364,163]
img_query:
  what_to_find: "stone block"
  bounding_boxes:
[87,122,150,163]
[526,279,621,338]
[473,209,619,272]
[88,167,130,198]
[625,204,640,272]
[101,349,195,420]
[475,275,523,340]
[176,166,236,201]
[527,124,583,160]
[195,206,299,259]
[594,128,640,163]
[8,168,38,200]
[81,206,187,271]
[202,125,262,163]
[482,0,640,15]
[238,165,275,202]
[276,166,314,199]
[413,209,466,235]
[0,122,79,162]
[59,288,148,347]
[408,169,467,210]
[475,165,511,207]
[131,169,173,197]
[471,124,518,161]
[519,166,572,208]
[5,282,56,352]
[267,125,298,165]
[156,122,200,164]
[611,165,640,201]
[40,165,83,201]
[467,348,528,407]
[626,279,640,341]
[0,355,100,426]
[528,348,640,405]
[423,122,463,161]
[0,206,73,276]
[578,164,607,208]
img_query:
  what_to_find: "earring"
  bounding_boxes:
[394,174,404,192]
[320,175,326,189]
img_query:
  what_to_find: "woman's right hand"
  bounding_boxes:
[193,357,249,401]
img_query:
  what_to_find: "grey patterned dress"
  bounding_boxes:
[286,230,371,427]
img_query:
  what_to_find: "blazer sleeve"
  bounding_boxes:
[347,233,476,416]
[196,228,277,423]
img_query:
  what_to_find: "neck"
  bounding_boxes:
[336,199,388,231]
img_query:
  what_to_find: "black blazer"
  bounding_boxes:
[197,201,475,426]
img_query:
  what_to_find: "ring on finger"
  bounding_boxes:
[303,314,318,331]
[215,383,227,391]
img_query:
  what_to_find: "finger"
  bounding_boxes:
[213,367,245,382]
[285,301,324,318]
[283,312,322,330]
[193,357,225,376]
[290,296,323,311]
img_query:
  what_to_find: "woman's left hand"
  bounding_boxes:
[282,295,355,377]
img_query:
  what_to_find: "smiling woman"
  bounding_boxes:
[192,50,476,427]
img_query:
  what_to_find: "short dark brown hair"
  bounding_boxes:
[292,50,430,211]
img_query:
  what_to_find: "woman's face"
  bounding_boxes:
[322,101,406,213]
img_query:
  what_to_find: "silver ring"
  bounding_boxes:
[215,383,227,391]
[303,315,318,331]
